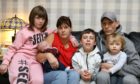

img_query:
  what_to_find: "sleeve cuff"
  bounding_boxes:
[2,59,9,66]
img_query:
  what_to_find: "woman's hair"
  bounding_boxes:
[56,16,72,28]
[28,5,48,32]
[80,28,96,40]
[106,33,125,50]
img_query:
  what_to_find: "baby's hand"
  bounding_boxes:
[0,64,8,74]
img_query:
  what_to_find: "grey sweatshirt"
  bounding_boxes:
[96,25,140,77]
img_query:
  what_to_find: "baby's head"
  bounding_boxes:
[106,33,125,54]
[38,41,48,52]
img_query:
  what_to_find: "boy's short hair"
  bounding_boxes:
[56,16,72,28]
[80,28,97,40]
[106,33,125,50]
[29,5,48,32]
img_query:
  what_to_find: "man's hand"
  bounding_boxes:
[101,63,113,69]
[101,68,110,73]
[0,64,8,74]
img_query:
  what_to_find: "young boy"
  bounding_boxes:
[72,28,101,84]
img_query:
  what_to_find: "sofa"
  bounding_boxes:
[72,31,140,56]
[0,31,140,84]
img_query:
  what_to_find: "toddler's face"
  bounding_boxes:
[107,40,122,55]
[80,33,96,53]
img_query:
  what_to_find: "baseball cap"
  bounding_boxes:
[101,12,117,22]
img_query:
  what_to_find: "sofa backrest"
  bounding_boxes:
[72,31,140,56]
[125,32,140,56]
[72,31,81,42]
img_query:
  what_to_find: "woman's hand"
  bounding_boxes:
[0,64,8,74]
[36,53,48,63]
[47,53,59,69]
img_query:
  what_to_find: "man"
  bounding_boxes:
[96,11,140,84]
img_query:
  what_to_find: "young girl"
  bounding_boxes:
[101,33,127,74]
[72,28,101,84]
[0,5,50,84]
[101,33,127,84]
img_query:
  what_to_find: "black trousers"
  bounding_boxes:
[0,60,10,84]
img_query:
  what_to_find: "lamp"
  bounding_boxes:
[0,15,27,42]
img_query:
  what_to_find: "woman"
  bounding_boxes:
[36,16,80,84]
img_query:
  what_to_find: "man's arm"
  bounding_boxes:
[121,37,140,77]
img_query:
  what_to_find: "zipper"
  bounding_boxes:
[86,54,89,69]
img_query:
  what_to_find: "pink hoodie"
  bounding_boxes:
[2,26,54,66]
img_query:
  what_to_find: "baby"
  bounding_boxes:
[37,41,67,72]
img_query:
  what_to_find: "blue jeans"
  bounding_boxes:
[110,73,123,84]
[66,69,80,84]
[44,70,80,84]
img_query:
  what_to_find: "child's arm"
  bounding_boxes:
[108,52,127,74]
[2,29,27,66]
[72,54,81,73]
[101,63,113,70]
[0,64,8,74]
[70,35,79,47]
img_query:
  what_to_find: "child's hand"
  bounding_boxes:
[80,70,92,81]
[0,64,8,74]
[70,35,79,47]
